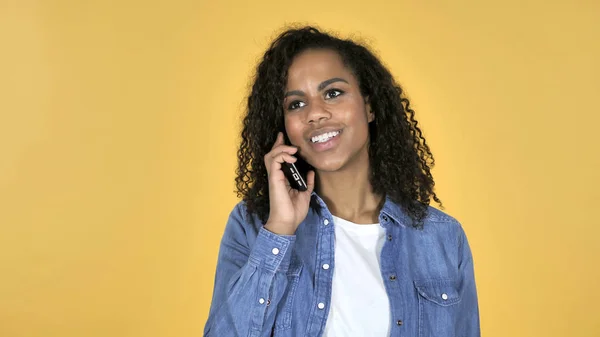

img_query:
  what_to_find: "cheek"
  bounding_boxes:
[341,101,369,127]
[284,116,304,142]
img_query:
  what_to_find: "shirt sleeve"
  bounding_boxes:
[203,202,296,337]
[455,225,481,337]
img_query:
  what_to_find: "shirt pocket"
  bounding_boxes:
[273,263,303,331]
[414,278,461,337]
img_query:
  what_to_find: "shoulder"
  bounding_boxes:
[420,205,465,236]
[229,200,248,220]
[225,200,263,231]
[424,205,459,224]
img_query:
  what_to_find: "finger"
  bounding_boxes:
[270,145,298,157]
[266,152,297,175]
[271,152,297,165]
[265,146,297,167]
[272,132,284,149]
[264,146,297,170]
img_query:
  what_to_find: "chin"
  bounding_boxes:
[309,157,347,173]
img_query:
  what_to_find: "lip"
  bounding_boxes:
[308,129,343,152]
[307,127,343,140]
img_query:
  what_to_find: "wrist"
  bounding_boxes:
[264,222,296,236]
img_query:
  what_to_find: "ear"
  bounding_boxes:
[365,97,375,123]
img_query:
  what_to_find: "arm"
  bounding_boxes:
[203,203,296,337]
[456,226,481,337]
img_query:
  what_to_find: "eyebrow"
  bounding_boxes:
[284,77,349,98]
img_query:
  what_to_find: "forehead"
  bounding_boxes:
[286,49,353,86]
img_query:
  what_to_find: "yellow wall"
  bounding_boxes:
[1,0,599,336]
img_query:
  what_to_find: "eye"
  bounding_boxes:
[324,89,344,99]
[287,100,306,111]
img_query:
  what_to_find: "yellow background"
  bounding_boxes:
[1,0,599,336]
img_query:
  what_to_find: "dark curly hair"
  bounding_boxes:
[235,25,443,228]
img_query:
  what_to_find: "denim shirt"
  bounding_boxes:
[204,192,480,337]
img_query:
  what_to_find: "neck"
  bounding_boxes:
[315,154,384,224]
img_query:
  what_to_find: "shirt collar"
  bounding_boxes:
[310,191,411,227]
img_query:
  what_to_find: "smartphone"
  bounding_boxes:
[281,133,309,191]
[282,161,308,191]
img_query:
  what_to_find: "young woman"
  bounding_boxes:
[204,26,480,337]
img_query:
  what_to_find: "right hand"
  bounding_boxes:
[263,132,315,235]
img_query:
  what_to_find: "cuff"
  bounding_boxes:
[248,226,296,273]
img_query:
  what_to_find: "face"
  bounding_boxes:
[283,49,374,173]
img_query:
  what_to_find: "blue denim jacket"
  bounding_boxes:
[204,192,480,337]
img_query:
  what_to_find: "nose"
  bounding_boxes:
[305,100,331,124]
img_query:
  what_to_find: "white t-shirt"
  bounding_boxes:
[322,215,391,337]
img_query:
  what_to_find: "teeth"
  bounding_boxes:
[311,130,340,143]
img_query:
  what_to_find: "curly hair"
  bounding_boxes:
[235,25,443,228]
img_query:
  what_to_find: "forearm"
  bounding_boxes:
[204,227,296,337]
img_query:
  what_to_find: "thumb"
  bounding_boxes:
[305,170,316,194]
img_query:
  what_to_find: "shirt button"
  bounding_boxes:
[441,293,448,300]
[396,320,403,326]
[387,234,392,241]
[271,248,280,255]
[322,264,330,270]
[382,215,389,221]
[318,302,325,309]
[389,274,397,281]
[259,298,265,304]
[323,219,329,226]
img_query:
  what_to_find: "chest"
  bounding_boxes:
[273,219,462,336]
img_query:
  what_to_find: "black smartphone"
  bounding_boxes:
[282,161,308,191]
[281,134,309,191]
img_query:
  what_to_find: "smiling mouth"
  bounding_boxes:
[310,130,342,143]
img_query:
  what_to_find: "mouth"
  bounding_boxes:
[308,129,343,152]
[310,129,342,143]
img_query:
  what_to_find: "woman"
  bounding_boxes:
[204,26,480,337]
